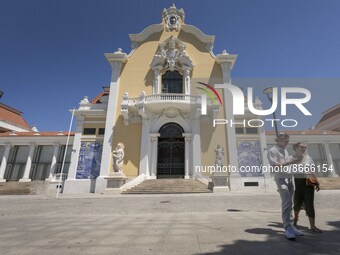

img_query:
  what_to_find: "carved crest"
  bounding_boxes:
[162,4,185,31]
[150,36,193,72]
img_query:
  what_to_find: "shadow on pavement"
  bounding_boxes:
[195,220,340,255]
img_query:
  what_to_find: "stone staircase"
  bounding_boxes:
[122,179,212,194]
[0,181,31,195]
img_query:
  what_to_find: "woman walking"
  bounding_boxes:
[292,142,322,233]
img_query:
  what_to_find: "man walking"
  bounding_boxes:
[268,133,304,240]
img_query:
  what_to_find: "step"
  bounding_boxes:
[0,182,31,195]
[122,179,211,194]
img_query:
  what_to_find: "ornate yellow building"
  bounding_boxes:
[2,5,338,195]
[63,5,241,193]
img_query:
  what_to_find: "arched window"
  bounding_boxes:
[159,122,184,138]
[162,70,183,94]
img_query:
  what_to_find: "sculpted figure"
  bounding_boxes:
[112,143,125,172]
[215,144,224,167]
[151,43,166,69]
[178,44,193,69]
[166,37,179,71]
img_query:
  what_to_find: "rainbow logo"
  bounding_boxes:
[197,82,223,115]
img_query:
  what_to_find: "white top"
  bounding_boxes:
[267,145,293,178]
[292,154,315,179]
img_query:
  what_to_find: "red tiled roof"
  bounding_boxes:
[91,87,110,104]
[0,131,75,137]
[265,130,340,135]
[0,103,30,130]
[315,104,340,130]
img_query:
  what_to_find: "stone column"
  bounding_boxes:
[66,115,84,180]
[139,121,151,176]
[96,49,128,193]
[46,144,60,181]
[184,69,191,94]
[19,144,35,182]
[324,143,338,177]
[153,68,161,94]
[183,133,191,179]
[149,133,160,179]
[0,144,12,182]
[215,51,240,190]
[219,61,238,173]
[192,120,201,178]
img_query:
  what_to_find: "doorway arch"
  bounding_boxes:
[157,123,185,178]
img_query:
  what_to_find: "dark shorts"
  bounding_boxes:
[294,178,315,218]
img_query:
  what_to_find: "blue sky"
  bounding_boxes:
[0,0,339,131]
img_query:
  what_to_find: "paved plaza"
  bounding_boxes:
[1,190,340,255]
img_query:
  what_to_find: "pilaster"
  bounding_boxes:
[47,144,60,181]
[19,144,35,182]
[95,49,127,193]
[0,144,12,182]
[139,121,151,177]
[183,133,191,179]
[215,51,240,190]
[324,143,338,177]
[152,68,161,94]
[149,133,160,179]
[99,49,128,178]
[67,115,84,180]
[192,120,201,178]
[184,69,191,94]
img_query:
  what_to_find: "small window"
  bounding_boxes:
[83,128,96,135]
[246,128,258,134]
[98,128,105,135]
[244,182,259,187]
[235,128,244,134]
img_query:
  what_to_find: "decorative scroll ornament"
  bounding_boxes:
[150,36,193,72]
[163,107,180,118]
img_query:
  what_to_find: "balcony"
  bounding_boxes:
[121,92,219,125]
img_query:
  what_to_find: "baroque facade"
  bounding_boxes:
[1,5,339,194]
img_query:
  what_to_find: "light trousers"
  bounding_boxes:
[275,177,294,229]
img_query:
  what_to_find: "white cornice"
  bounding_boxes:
[0,121,30,132]
[215,52,238,70]
[0,136,74,146]
[75,109,107,117]
[129,24,164,49]
[104,50,128,64]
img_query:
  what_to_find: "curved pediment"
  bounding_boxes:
[181,24,215,51]
[128,5,215,54]
[129,24,163,49]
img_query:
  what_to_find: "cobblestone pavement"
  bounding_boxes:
[0,190,340,255]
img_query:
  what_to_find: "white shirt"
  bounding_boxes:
[267,145,293,178]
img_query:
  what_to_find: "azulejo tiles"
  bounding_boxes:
[237,140,263,177]
[76,142,103,179]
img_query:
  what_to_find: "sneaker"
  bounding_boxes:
[285,226,296,240]
[291,224,304,236]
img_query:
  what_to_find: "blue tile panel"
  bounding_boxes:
[237,140,263,177]
[76,142,103,179]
